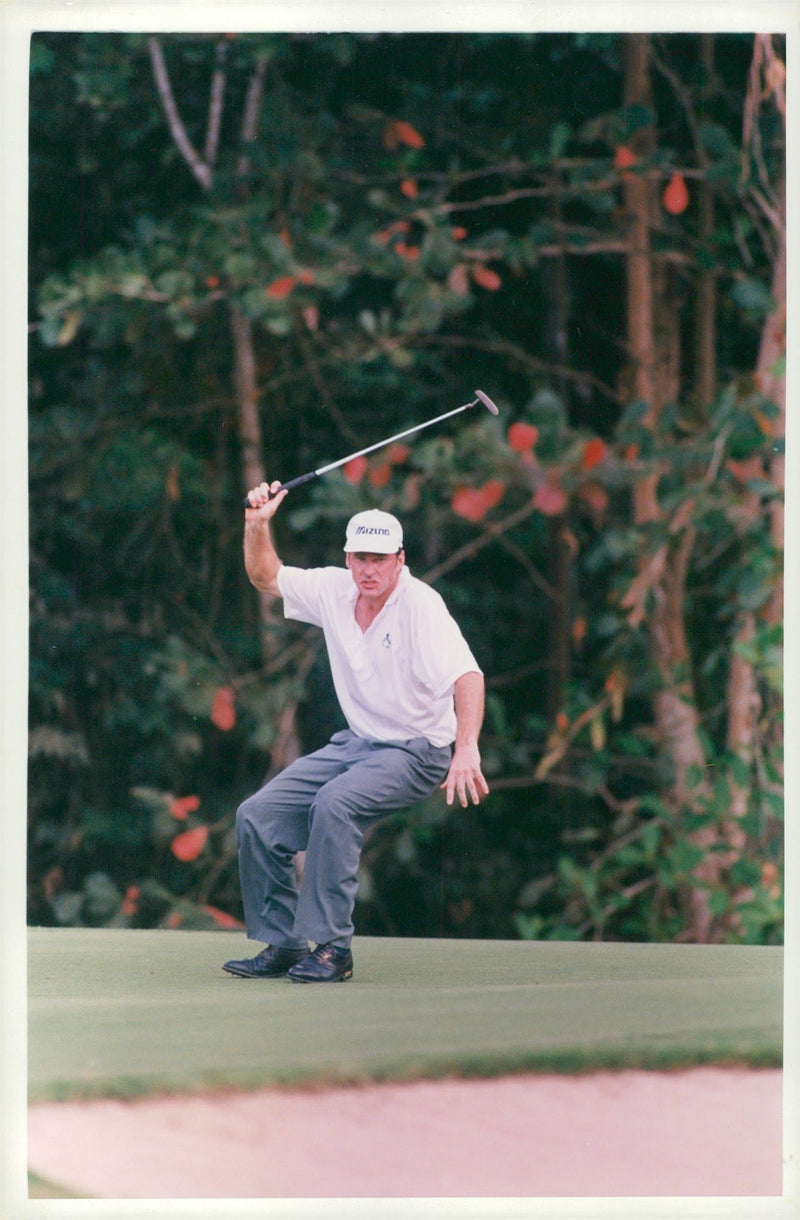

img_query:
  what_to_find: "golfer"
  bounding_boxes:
[223,482,489,983]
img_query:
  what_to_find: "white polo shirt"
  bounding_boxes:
[276,564,481,747]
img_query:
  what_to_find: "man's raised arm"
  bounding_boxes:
[243,481,288,596]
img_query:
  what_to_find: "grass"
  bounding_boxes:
[27,928,783,1102]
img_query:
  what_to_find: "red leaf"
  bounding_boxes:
[166,911,184,928]
[451,480,505,523]
[122,885,140,917]
[507,422,539,453]
[581,438,607,471]
[386,442,411,465]
[614,145,637,170]
[533,481,567,516]
[623,443,639,461]
[472,263,502,291]
[391,119,425,149]
[171,825,209,862]
[400,179,419,199]
[368,462,392,487]
[170,794,201,821]
[202,905,244,930]
[479,479,506,510]
[726,456,764,484]
[296,269,315,285]
[343,455,368,484]
[451,226,468,241]
[452,487,489,523]
[211,686,236,731]
[266,276,297,300]
[662,172,689,215]
[395,241,420,259]
[571,617,587,647]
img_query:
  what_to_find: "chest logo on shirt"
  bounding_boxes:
[382,633,392,648]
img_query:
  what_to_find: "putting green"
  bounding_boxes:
[28,929,782,1101]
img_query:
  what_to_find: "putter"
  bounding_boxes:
[243,390,499,507]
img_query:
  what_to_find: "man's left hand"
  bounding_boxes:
[442,743,490,807]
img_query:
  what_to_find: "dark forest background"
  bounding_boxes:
[27,31,785,943]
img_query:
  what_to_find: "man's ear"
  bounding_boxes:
[345,552,353,569]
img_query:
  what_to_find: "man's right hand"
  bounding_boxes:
[245,481,288,518]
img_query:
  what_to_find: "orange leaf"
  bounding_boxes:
[202,905,244,930]
[368,462,392,487]
[533,481,567,516]
[507,422,539,453]
[395,242,420,259]
[623,442,639,461]
[343,455,368,484]
[391,119,425,149]
[614,145,637,170]
[266,276,297,299]
[555,711,570,732]
[205,275,220,289]
[571,617,587,647]
[211,686,236,731]
[581,438,607,471]
[171,825,209,862]
[386,442,411,465]
[296,269,315,285]
[166,911,184,928]
[400,179,419,199]
[726,456,764,484]
[122,885,140,917]
[451,226,468,241]
[662,172,689,215]
[472,263,502,291]
[170,794,201,821]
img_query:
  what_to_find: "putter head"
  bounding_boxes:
[474,390,499,416]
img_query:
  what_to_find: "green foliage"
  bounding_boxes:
[28,31,783,943]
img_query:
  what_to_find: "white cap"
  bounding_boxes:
[343,509,404,554]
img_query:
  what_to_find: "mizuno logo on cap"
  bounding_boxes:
[355,525,390,535]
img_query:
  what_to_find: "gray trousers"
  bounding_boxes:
[236,729,452,949]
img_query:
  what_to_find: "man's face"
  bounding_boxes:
[346,550,404,602]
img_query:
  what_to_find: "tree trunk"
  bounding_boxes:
[622,34,711,938]
[693,34,718,413]
[148,38,303,777]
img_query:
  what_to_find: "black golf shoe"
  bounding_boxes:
[287,943,354,983]
[222,945,307,978]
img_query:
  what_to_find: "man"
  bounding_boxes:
[223,482,489,983]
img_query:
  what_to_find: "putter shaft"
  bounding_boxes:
[244,391,498,507]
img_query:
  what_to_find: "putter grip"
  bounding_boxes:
[243,469,318,508]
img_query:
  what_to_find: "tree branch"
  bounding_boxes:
[237,53,270,180]
[147,37,213,190]
[422,498,540,586]
[204,38,229,169]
